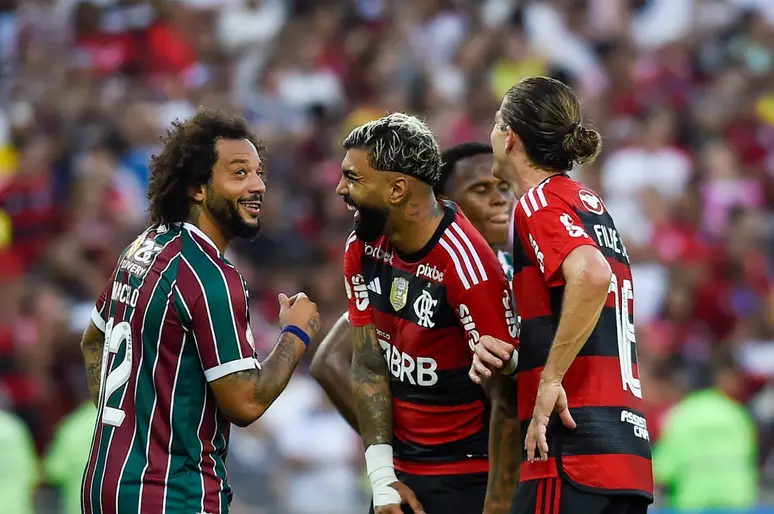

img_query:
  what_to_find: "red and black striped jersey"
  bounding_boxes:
[512,175,654,500]
[344,201,518,476]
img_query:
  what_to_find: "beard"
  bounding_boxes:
[345,195,388,242]
[205,185,262,240]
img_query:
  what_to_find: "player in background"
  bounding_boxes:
[336,114,519,514]
[470,76,654,514]
[311,142,521,512]
[79,111,320,514]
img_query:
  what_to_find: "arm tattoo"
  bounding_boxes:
[222,331,303,409]
[80,324,105,406]
[485,374,522,511]
[351,324,392,447]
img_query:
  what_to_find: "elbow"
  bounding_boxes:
[574,251,612,294]
[227,403,268,427]
[309,350,330,383]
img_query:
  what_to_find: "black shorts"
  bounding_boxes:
[510,478,649,514]
[368,470,487,514]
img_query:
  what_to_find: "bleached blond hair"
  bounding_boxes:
[343,112,442,185]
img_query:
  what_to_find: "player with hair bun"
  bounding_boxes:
[472,77,654,514]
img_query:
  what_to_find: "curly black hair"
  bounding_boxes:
[146,110,263,225]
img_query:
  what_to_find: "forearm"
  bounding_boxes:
[317,360,359,431]
[543,273,608,382]
[310,316,359,431]
[251,332,307,414]
[485,374,521,512]
[80,323,105,406]
[350,325,392,447]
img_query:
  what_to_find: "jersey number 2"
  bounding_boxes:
[609,275,642,399]
[100,318,133,427]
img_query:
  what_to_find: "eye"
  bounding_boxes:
[235,168,247,176]
[498,183,511,193]
[472,185,488,195]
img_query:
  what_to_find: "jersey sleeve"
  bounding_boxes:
[343,232,373,327]
[517,193,598,287]
[90,269,118,333]
[442,229,519,351]
[178,260,260,382]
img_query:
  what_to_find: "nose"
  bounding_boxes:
[249,172,266,196]
[335,176,348,197]
[491,188,508,206]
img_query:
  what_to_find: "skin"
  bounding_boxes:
[81,138,321,429]
[335,148,447,514]
[314,150,519,514]
[472,101,612,463]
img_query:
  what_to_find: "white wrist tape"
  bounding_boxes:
[365,444,401,508]
[502,349,519,375]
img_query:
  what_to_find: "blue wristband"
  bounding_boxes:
[281,325,311,349]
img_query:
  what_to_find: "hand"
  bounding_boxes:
[469,335,515,384]
[375,481,425,514]
[524,380,576,462]
[278,292,320,339]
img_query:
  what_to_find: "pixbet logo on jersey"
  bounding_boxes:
[415,263,444,282]
[364,243,394,264]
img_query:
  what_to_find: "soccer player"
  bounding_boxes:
[311,142,521,512]
[470,76,654,514]
[335,114,519,514]
[79,111,320,514]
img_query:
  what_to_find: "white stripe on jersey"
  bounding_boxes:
[438,238,471,290]
[443,230,480,287]
[345,231,357,252]
[451,222,487,282]
[519,178,551,218]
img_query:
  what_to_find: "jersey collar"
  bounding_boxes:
[182,222,221,255]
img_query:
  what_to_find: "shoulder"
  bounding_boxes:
[517,176,606,219]
[179,230,246,298]
[436,214,501,288]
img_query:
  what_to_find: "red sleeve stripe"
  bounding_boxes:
[451,222,487,281]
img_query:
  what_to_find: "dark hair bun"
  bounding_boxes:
[562,125,602,165]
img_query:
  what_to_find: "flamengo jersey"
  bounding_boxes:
[344,202,518,476]
[513,175,653,500]
[82,223,260,514]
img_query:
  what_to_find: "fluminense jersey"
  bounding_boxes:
[512,175,653,500]
[82,223,259,514]
[344,201,518,476]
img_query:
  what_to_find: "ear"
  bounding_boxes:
[190,184,205,203]
[389,176,410,206]
[505,127,520,154]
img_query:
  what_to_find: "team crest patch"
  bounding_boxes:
[390,277,409,311]
[579,189,604,215]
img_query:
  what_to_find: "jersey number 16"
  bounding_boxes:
[609,275,642,400]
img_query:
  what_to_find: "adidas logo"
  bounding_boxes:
[367,278,382,294]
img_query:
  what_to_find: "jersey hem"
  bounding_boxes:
[204,357,259,382]
[393,457,489,476]
[91,307,106,332]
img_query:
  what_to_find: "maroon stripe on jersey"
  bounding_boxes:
[517,356,639,421]
[562,454,654,494]
[138,301,186,513]
[199,395,222,514]
[99,239,181,514]
[393,397,485,445]
[83,292,131,514]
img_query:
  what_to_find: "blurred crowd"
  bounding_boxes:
[2,0,774,512]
